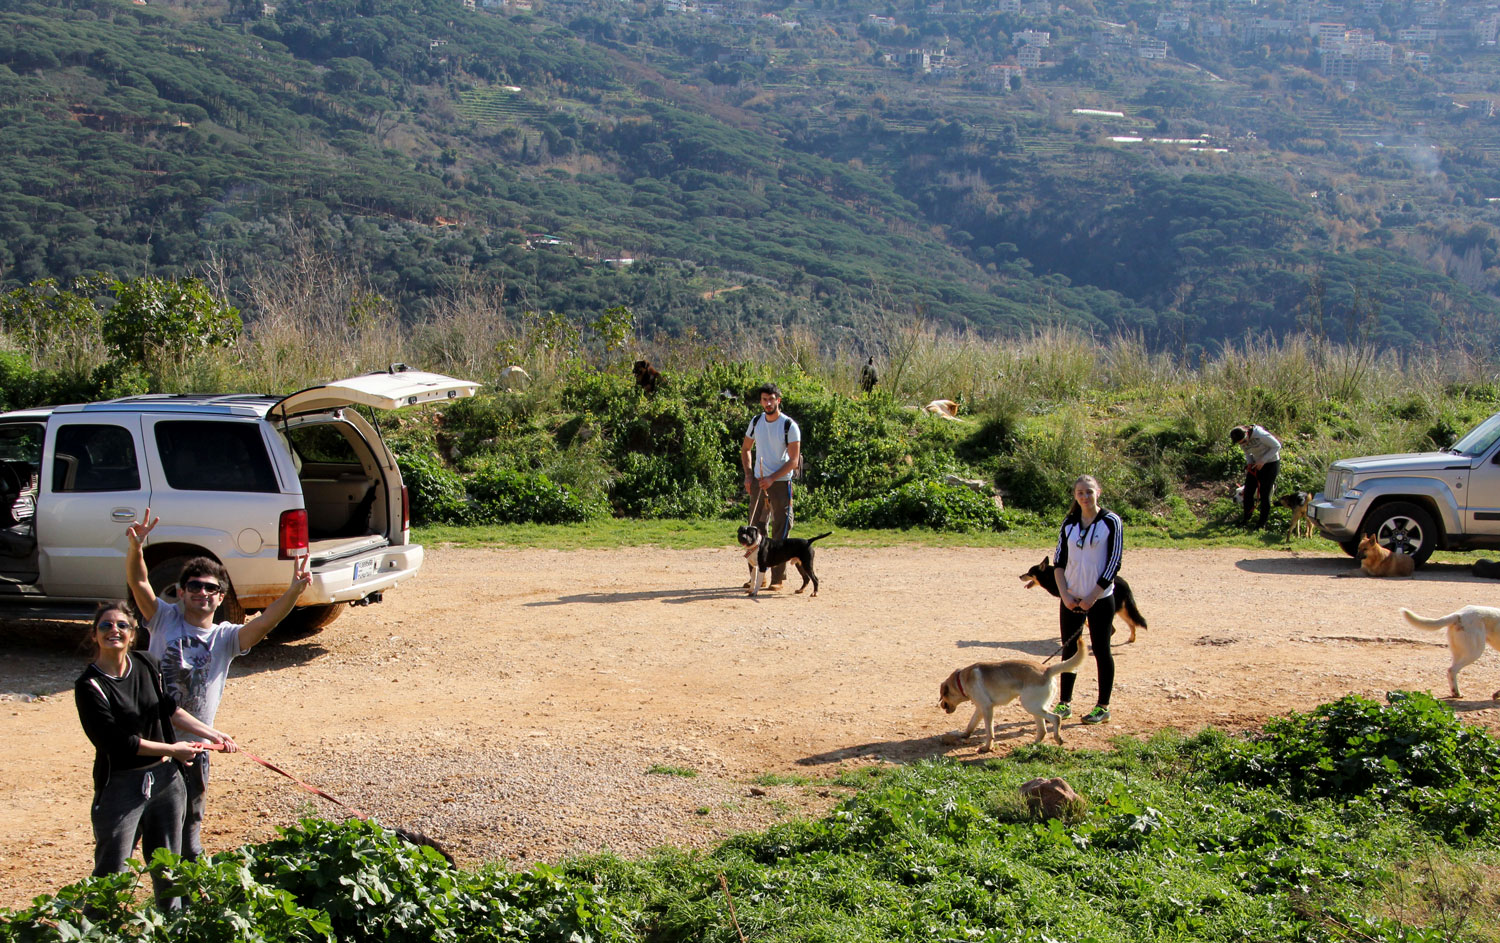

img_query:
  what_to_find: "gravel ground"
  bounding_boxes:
[3,544,1500,908]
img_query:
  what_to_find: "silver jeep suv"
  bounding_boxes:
[0,367,476,628]
[1310,411,1500,566]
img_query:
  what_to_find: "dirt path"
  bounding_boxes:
[4,545,1500,909]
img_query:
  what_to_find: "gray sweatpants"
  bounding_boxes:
[91,761,185,909]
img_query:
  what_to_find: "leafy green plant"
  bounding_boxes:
[1207,691,1500,840]
[465,462,605,524]
[394,448,470,525]
[836,478,1007,532]
[104,276,241,366]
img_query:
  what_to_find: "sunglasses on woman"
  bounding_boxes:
[96,620,134,631]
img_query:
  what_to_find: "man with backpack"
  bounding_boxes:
[741,382,802,591]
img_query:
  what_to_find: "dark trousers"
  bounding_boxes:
[1242,460,1281,527]
[1058,595,1116,707]
[752,480,794,582]
[91,761,186,909]
[181,751,209,860]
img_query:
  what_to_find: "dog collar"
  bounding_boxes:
[953,671,966,699]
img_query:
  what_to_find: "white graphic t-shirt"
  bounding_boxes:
[145,601,244,741]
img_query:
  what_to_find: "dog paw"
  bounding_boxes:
[794,587,805,594]
[976,744,991,754]
[1492,689,1500,701]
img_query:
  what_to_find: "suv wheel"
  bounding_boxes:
[276,603,343,636]
[1361,501,1438,566]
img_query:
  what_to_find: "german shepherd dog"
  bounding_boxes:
[1344,534,1415,578]
[1019,556,1148,643]
[1277,491,1314,539]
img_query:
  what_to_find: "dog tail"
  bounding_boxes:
[806,532,834,544]
[1046,635,1088,680]
[1401,608,1463,632]
[1119,592,1147,631]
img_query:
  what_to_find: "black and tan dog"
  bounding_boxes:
[736,525,830,597]
[1018,556,1148,643]
[1277,491,1314,539]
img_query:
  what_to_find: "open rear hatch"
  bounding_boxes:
[272,367,480,561]
[270,367,481,421]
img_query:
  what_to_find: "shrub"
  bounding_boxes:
[836,479,1007,532]
[466,463,605,524]
[1206,691,1500,840]
[395,449,470,525]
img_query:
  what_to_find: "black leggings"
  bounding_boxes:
[1058,595,1115,706]
[1242,460,1280,526]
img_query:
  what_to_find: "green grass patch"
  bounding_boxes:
[7,694,1498,942]
[645,764,698,778]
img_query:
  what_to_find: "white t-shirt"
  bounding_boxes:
[745,412,802,481]
[145,600,244,741]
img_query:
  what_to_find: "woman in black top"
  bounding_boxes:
[74,601,235,907]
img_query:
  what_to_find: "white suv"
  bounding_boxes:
[1310,411,1500,567]
[0,367,476,629]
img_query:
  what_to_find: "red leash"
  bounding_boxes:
[202,743,369,819]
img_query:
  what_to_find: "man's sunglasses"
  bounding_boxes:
[183,579,223,594]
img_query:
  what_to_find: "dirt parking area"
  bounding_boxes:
[4,544,1500,909]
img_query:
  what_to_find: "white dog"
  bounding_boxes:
[1401,607,1500,699]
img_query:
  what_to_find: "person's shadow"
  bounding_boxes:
[525,586,750,607]
[956,638,1059,656]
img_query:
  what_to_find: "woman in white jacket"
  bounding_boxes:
[1049,475,1124,726]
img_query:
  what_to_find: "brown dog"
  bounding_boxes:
[633,359,662,396]
[1277,491,1314,539]
[938,638,1087,750]
[1342,534,1415,578]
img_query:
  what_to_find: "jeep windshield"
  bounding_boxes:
[1449,413,1500,457]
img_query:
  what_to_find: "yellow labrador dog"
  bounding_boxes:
[938,638,1087,750]
[1401,607,1500,700]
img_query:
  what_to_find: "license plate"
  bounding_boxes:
[353,560,376,582]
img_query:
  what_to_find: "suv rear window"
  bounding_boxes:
[53,425,141,492]
[155,421,279,492]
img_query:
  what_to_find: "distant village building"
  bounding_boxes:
[260,2,276,15]
[1155,10,1190,32]
[904,49,933,72]
[1476,15,1500,45]
[1014,29,1050,47]
[1017,42,1044,68]
[1243,17,1297,43]
[1137,37,1169,59]
[1397,26,1437,44]
[997,0,1021,12]
[462,0,475,9]
[866,14,897,29]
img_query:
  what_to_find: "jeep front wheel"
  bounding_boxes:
[1361,501,1437,566]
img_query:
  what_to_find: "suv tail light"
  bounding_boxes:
[401,485,411,542]
[278,509,309,560]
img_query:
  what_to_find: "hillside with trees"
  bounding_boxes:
[5,0,1500,351]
